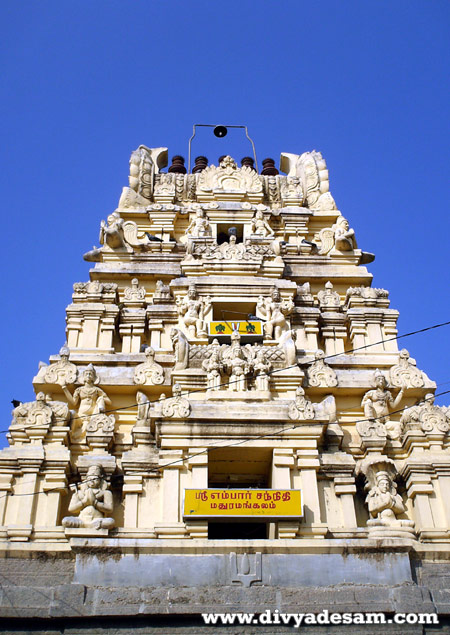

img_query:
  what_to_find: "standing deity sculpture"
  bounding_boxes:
[170,327,190,370]
[185,208,212,238]
[62,465,114,530]
[361,370,405,439]
[202,350,223,391]
[62,365,111,436]
[134,347,164,385]
[226,344,250,392]
[176,285,211,338]
[250,210,274,237]
[389,349,425,389]
[43,346,78,386]
[257,288,294,340]
[253,349,272,391]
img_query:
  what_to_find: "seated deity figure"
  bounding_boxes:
[176,285,211,338]
[99,212,126,250]
[366,471,414,532]
[333,216,357,252]
[257,288,294,340]
[254,349,272,391]
[250,210,274,237]
[62,465,114,530]
[227,347,250,392]
[185,208,212,238]
[202,350,223,391]
[62,365,111,435]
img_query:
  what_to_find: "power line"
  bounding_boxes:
[2,389,450,501]
[4,318,450,435]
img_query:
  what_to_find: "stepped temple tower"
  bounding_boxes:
[1,142,449,629]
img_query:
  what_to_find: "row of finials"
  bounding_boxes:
[166,155,279,175]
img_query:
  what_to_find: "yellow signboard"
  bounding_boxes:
[183,489,302,519]
[209,321,263,337]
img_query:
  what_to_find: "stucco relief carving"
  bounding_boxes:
[189,236,276,261]
[202,350,223,391]
[136,390,152,428]
[61,365,112,439]
[250,209,274,237]
[43,346,78,386]
[257,288,294,340]
[123,278,146,303]
[134,347,164,385]
[153,280,172,303]
[361,370,405,440]
[253,349,272,391]
[99,213,152,252]
[288,386,315,420]
[197,156,263,194]
[389,349,425,388]
[401,393,449,436]
[317,281,340,310]
[11,393,70,439]
[317,217,357,255]
[176,285,211,338]
[62,465,115,530]
[280,151,336,210]
[170,327,190,370]
[358,458,415,538]
[185,207,212,238]
[306,350,338,388]
[161,383,191,418]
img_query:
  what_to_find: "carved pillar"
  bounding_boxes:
[346,309,368,353]
[365,310,384,353]
[148,320,164,349]
[400,461,435,532]
[0,471,13,526]
[154,450,186,538]
[65,306,83,348]
[271,449,297,538]
[99,306,120,351]
[8,456,43,541]
[382,310,400,352]
[433,461,450,528]
[321,455,357,531]
[185,449,208,538]
[120,310,147,353]
[123,474,143,528]
[294,308,320,351]
[297,446,327,538]
[41,463,69,529]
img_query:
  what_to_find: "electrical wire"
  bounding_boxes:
[4,318,450,435]
[2,388,450,501]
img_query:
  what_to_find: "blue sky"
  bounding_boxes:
[1,1,449,442]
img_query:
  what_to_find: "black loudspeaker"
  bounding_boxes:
[213,125,228,138]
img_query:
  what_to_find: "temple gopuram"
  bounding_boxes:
[1,141,449,632]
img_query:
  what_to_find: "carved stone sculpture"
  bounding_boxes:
[11,392,70,433]
[185,207,212,238]
[197,155,263,195]
[170,327,190,370]
[257,288,294,340]
[99,213,151,252]
[226,344,250,392]
[288,386,315,420]
[389,349,424,388]
[128,145,168,200]
[136,390,152,427]
[306,350,338,388]
[361,370,405,440]
[317,281,341,310]
[124,278,146,303]
[358,458,415,538]
[153,280,172,303]
[161,384,191,418]
[279,151,336,210]
[62,464,115,530]
[202,350,223,391]
[134,347,164,385]
[250,210,274,237]
[43,346,78,385]
[61,365,112,438]
[253,349,272,391]
[176,285,211,338]
[401,393,450,436]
